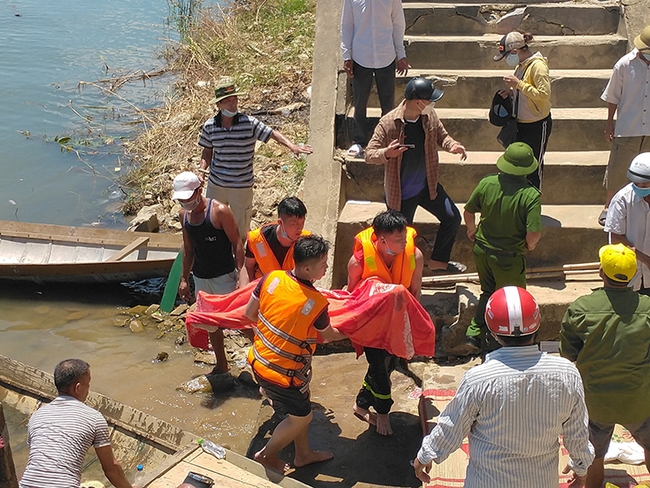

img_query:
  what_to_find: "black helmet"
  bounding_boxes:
[404,77,444,102]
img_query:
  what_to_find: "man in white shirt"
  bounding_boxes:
[20,359,132,488]
[341,0,410,157]
[604,152,650,294]
[413,286,594,488]
[600,25,650,224]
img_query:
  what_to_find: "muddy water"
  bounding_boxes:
[1,283,429,487]
[0,283,264,461]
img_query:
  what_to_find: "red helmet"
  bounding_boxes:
[485,286,540,337]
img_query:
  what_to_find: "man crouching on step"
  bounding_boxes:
[244,235,346,474]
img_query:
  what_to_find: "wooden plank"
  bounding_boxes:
[0,404,19,488]
[105,236,150,262]
[0,355,196,453]
[422,262,600,286]
[137,444,200,487]
[0,221,180,249]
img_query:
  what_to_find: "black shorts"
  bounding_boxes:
[589,417,650,457]
[255,375,312,417]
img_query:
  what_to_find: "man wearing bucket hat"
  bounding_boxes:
[599,25,650,226]
[463,142,542,351]
[415,287,593,487]
[561,244,650,488]
[198,77,313,237]
[365,77,468,275]
[604,152,650,294]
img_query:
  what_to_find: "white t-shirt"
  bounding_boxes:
[604,183,650,289]
[19,396,111,488]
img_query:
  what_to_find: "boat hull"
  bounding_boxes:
[0,221,181,283]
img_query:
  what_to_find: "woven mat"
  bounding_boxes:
[418,388,650,488]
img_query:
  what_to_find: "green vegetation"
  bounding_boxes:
[122,0,316,223]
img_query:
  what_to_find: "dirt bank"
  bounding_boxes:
[120,0,316,232]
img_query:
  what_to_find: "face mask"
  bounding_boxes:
[382,238,399,256]
[642,52,650,62]
[180,194,200,210]
[505,52,520,67]
[633,184,650,198]
[220,108,237,118]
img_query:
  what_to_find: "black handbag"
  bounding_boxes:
[497,119,518,148]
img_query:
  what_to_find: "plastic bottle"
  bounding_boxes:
[133,464,145,487]
[198,438,226,459]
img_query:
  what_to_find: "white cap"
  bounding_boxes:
[172,172,201,200]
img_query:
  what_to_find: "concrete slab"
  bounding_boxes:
[404,34,627,69]
[404,3,620,36]
[333,201,607,288]
[341,107,611,151]
[368,69,611,109]
[424,276,603,357]
[341,150,608,205]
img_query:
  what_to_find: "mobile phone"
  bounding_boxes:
[399,143,415,149]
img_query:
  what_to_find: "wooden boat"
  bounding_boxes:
[0,221,182,283]
[0,355,309,488]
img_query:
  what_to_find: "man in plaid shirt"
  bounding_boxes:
[365,77,468,274]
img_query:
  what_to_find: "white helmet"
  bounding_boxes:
[627,153,650,184]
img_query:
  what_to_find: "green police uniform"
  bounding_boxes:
[465,173,542,340]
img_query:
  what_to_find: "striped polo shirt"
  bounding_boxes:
[198,112,273,189]
[19,396,111,488]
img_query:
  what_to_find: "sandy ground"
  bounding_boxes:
[242,351,476,488]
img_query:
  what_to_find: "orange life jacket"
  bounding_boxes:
[247,270,328,391]
[247,224,311,278]
[353,226,417,289]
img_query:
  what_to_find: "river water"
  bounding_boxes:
[0,0,266,470]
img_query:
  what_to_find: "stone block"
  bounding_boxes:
[127,204,161,233]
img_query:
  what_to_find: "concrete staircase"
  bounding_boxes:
[329,0,627,355]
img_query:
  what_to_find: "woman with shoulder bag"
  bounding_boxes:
[493,31,552,190]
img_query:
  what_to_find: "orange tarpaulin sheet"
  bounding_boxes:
[185,277,435,359]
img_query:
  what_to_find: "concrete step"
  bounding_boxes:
[341,151,608,205]
[367,69,612,109]
[421,275,602,358]
[405,3,620,36]
[333,200,607,288]
[341,107,610,151]
[404,34,627,70]
[404,0,594,4]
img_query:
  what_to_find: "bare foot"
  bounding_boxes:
[353,404,377,426]
[254,449,291,474]
[294,450,334,468]
[376,413,393,436]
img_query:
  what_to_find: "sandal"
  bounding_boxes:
[429,261,467,274]
[347,143,364,158]
[598,208,608,227]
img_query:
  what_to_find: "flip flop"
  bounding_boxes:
[598,209,608,227]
